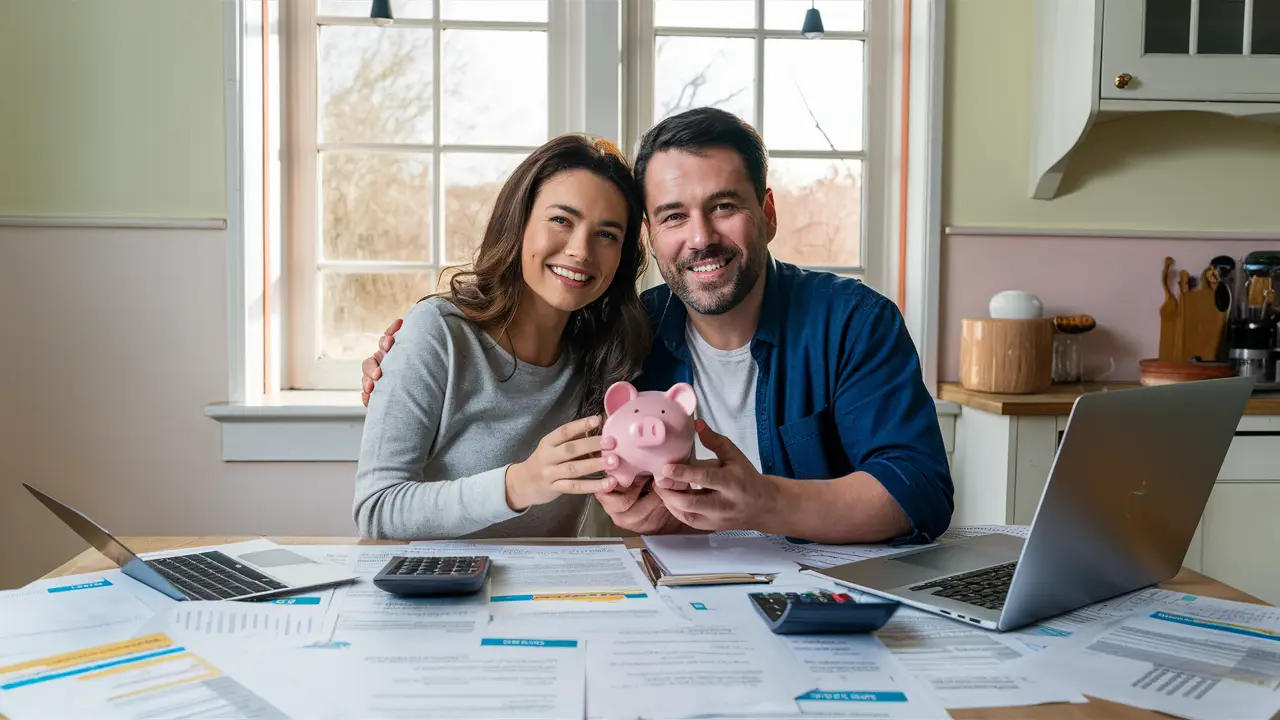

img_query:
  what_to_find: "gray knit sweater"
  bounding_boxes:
[353,297,588,540]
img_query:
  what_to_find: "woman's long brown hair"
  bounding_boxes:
[439,134,650,419]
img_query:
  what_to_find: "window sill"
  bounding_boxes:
[206,392,961,462]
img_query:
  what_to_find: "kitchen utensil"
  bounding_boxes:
[1175,269,1190,362]
[1212,255,1235,314]
[1210,255,1236,281]
[959,317,1055,394]
[1158,257,1178,362]
[1181,267,1227,362]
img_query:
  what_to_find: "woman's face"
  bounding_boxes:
[520,168,629,315]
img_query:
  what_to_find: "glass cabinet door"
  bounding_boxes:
[1101,0,1280,102]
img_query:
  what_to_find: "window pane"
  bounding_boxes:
[1198,0,1245,53]
[654,0,755,29]
[654,36,755,124]
[443,152,527,264]
[1144,0,1192,53]
[321,151,432,262]
[1254,0,1280,54]
[321,271,437,360]
[442,0,547,22]
[319,26,433,144]
[442,30,547,145]
[764,39,862,151]
[318,0,433,19]
[768,158,861,267]
[765,0,864,32]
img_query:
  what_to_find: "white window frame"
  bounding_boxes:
[208,0,949,461]
[283,0,611,390]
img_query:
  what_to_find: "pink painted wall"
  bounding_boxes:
[939,234,1280,383]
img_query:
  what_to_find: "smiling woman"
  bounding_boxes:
[352,134,653,542]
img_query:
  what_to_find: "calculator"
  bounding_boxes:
[748,591,900,634]
[372,555,490,596]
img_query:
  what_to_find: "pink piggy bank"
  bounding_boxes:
[600,381,697,489]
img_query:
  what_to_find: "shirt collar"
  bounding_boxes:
[656,254,782,356]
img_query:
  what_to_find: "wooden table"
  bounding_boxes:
[37,536,1277,720]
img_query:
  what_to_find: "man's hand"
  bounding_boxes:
[361,319,402,407]
[594,433,693,535]
[653,420,785,533]
[595,481,693,535]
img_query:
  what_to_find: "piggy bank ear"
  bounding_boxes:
[665,383,697,416]
[604,382,638,416]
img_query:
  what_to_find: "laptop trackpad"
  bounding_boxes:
[887,539,1017,583]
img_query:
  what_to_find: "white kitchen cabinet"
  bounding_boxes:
[1202,483,1280,607]
[945,384,1280,604]
[1031,0,1280,199]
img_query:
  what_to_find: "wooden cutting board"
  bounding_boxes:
[1181,267,1228,362]
[1158,257,1178,362]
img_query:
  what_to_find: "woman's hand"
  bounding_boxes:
[505,415,619,511]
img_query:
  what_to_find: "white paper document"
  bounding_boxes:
[305,635,587,720]
[474,543,684,633]
[0,632,305,719]
[166,600,332,646]
[644,533,920,575]
[876,607,1086,709]
[782,634,951,718]
[0,573,163,665]
[1014,597,1280,720]
[1011,587,1200,650]
[587,622,814,720]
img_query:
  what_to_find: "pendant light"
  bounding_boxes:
[802,0,824,39]
[371,0,394,26]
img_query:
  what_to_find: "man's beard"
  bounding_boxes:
[660,230,767,316]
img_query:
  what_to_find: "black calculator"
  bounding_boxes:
[372,555,490,596]
[748,591,900,634]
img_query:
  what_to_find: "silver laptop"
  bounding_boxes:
[25,482,357,602]
[816,376,1256,632]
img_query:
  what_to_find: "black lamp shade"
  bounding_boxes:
[802,7,824,39]
[371,0,394,26]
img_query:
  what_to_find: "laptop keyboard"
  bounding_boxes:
[909,561,1017,611]
[146,551,287,601]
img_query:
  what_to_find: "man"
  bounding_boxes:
[362,107,952,545]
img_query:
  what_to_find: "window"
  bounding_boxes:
[277,0,890,392]
[284,0,589,389]
[626,0,888,284]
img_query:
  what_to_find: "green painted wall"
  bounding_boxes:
[944,0,1280,233]
[0,0,226,218]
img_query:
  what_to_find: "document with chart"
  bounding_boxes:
[1013,596,1280,720]
[0,633,310,720]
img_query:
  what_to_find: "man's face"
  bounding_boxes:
[643,147,776,315]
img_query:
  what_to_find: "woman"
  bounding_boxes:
[353,134,651,540]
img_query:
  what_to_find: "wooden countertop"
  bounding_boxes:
[938,382,1280,416]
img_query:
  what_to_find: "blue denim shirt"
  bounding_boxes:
[635,257,954,544]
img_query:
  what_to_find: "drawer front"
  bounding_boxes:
[1219,435,1280,481]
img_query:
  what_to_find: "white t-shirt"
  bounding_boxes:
[685,321,762,472]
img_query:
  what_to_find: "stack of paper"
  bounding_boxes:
[1011,595,1280,720]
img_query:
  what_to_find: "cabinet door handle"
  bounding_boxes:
[1115,73,1133,89]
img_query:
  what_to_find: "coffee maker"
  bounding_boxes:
[1224,251,1280,382]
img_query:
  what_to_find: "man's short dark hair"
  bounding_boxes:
[633,107,768,215]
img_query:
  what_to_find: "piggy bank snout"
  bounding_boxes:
[628,416,667,447]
